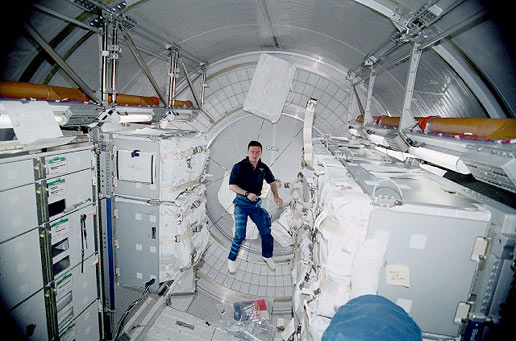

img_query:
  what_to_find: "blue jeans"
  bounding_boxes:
[228,195,273,261]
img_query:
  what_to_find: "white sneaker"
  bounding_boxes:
[262,257,276,272]
[228,259,236,274]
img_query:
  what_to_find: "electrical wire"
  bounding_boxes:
[114,277,156,340]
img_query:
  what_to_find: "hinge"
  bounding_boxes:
[113,208,119,218]
[115,267,120,276]
[471,237,489,262]
[114,239,119,248]
[112,176,118,187]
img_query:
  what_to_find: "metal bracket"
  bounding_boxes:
[398,42,422,132]
[70,0,102,14]
[490,233,516,259]
[371,178,404,207]
[363,69,376,125]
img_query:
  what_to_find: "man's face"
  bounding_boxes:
[248,146,262,163]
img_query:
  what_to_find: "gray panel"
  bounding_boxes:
[59,301,100,341]
[0,159,35,191]
[50,204,96,271]
[112,138,160,199]
[9,290,49,340]
[115,200,160,289]
[55,255,98,333]
[44,149,92,179]
[74,301,100,341]
[0,228,44,309]
[0,183,38,242]
[367,209,489,336]
[46,169,94,220]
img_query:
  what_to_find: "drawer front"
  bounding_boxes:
[0,228,44,309]
[0,183,39,242]
[44,149,92,178]
[0,159,35,191]
[10,290,49,340]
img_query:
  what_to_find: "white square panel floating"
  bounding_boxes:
[244,53,296,123]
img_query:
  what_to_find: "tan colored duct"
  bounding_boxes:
[0,80,193,108]
[355,115,516,140]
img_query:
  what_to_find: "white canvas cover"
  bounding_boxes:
[243,53,296,123]
[113,128,209,201]
[270,208,297,247]
[291,146,388,337]
[159,184,209,281]
[159,134,209,201]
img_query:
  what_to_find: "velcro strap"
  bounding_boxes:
[174,217,208,242]
[161,178,201,194]
[162,145,207,160]
[175,228,193,243]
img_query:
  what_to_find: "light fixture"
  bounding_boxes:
[409,146,470,174]
[117,113,153,123]
[98,107,154,124]
[0,114,68,129]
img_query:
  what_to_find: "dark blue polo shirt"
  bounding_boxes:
[229,157,275,196]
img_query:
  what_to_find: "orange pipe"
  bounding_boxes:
[356,115,424,127]
[108,93,159,106]
[427,118,516,140]
[355,115,516,140]
[0,80,193,108]
[0,80,90,102]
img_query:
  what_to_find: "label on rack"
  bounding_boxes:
[48,178,66,204]
[47,156,68,177]
[59,322,76,341]
[55,272,73,301]
[51,218,70,244]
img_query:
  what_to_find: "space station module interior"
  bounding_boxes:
[1,1,516,341]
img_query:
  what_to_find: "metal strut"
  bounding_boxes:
[119,23,167,106]
[23,22,102,105]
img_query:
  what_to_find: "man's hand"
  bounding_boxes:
[274,196,283,207]
[247,193,259,201]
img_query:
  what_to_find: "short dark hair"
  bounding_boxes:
[248,140,262,150]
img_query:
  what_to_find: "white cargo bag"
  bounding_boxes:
[159,134,209,201]
[159,185,209,281]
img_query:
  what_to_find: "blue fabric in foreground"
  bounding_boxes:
[322,295,422,341]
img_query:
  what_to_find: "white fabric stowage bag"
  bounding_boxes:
[270,208,297,247]
[159,185,209,281]
[159,134,209,201]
